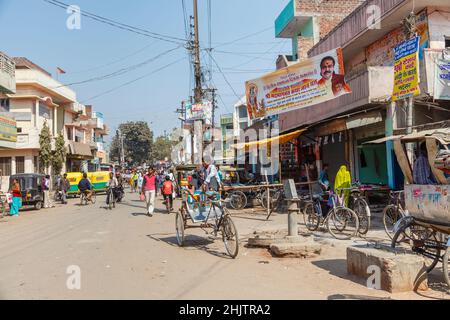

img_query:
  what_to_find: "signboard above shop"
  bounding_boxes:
[245,47,351,121]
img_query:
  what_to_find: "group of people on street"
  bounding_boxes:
[139,167,176,216]
[189,160,222,193]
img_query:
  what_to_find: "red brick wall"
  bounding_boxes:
[297,37,315,59]
[296,0,364,40]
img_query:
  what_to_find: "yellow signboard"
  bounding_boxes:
[392,37,420,101]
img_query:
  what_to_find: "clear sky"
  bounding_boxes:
[0,0,291,139]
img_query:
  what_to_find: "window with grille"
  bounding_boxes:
[16,157,25,174]
[0,157,12,176]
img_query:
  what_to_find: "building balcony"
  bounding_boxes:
[0,52,16,94]
[15,69,76,103]
[275,0,312,38]
[308,0,448,58]
[279,66,394,132]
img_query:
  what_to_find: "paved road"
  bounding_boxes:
[0,190,448,300]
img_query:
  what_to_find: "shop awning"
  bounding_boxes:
[232,129,306,151]
[400,128,450,145]
[68,141,94,158]
[363,135,403,144]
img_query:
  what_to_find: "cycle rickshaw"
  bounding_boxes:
[176,188,239,258]
[388,128,450,287]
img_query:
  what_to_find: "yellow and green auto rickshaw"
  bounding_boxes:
[88,171,110,194]
[66,172,84,196]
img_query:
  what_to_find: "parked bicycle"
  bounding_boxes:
[382,190,406,239]
[302,191,360,240]
[347,186,371,235]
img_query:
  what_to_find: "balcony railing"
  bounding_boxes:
[0,52,16,94]
[308,0,406,56]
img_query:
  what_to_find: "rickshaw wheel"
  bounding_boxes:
[176,208,186,247]
[392,219,441,273]
[221,212,239,259]
[443,246,450,288]
[34,201,43,210]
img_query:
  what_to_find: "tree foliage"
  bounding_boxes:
[151,135,176,162]
[109,121,153,166]
[52,132,66,176]
[39,121,52,174]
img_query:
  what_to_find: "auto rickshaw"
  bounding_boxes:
[173,165,198,196]
[88,171,109,194]
[66,172,83,196]
[219,166,243,186]
[9,174,45,210]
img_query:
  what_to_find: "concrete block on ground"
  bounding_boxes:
[248,234,276,248]
[270,241,322,258]
[347,245,428,293]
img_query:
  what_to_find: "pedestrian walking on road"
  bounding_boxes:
[142,168,157,216]
[137,172,144,191]
[60,173,70,204]
[9,179,22,217]
[42,175,53,208]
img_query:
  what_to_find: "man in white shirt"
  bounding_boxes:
[202,160,221,192]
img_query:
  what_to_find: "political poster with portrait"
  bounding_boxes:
[245,48,351,121]
[392,36,420,101]
[434,59,450,100]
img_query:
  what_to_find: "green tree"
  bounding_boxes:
[151,135,176,162]
[52,132,66,176]
[39,121,52,174]
[109,121,154,166]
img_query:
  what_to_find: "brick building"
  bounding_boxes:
[275,0,364,63]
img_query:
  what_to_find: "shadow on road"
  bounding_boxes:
[328,294,393,300]
[147,234,232,259]
[231,214,273,222]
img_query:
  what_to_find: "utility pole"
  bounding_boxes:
[402,11,417,163]
[192,0,203,165]
[193,0,202,104]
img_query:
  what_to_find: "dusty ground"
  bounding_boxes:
[0,190,448,300]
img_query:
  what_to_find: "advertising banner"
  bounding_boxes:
[245,48,351,120]
[392,37,420,101]
[434,59,450,100]
[186,101,212,125]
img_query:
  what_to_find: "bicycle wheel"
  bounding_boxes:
[383,204,405,240]
[443,246,450,289]
[391,218,441,273]
[175,209,186,247]
[107,191,113,210]
[221,213,239,258]
[261,189,281,210]
[327,207,359,240]
[230,191,247,210]
[353,198,370,235]
[303,202,320,231]
[91,192,97,204]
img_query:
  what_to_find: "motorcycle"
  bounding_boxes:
[114,185,125,203]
